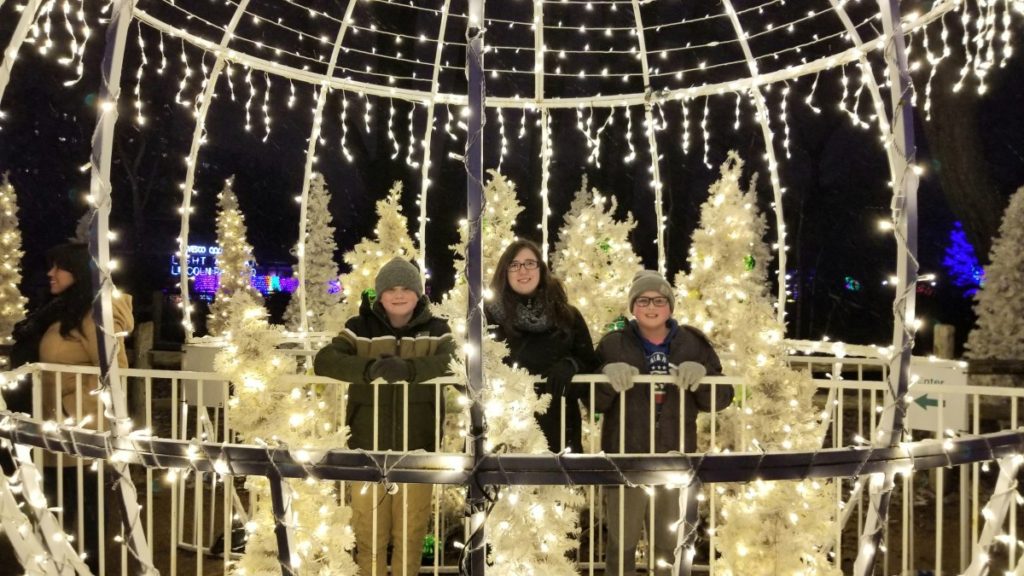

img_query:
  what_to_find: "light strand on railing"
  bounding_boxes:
[518,107,528,139]
[288,78,296,108]
[156,30,167,73]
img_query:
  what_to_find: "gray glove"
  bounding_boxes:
[602,363,638,393]
[671,361,707,392]
[368,356,412,383]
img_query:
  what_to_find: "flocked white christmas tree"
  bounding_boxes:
[336,181,419,321]
[551,175,642,340]
[215,292,357,575]
[677,153,838,576]
[284,173,343,333]
[966,185,1024,362]
[434,171,583,575]
[0,174,27,358]
[207,177,263,336]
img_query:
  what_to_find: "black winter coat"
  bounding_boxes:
[313,294,454,451]
[486,302,598,453]
[595,321,732,454]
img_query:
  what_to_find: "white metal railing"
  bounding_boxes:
[0,356,1020,575]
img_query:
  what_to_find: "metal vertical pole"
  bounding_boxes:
[88,0,157,571]
[465,1,487,575]
[852,0,919,573]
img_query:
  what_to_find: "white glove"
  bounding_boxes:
[603,363,639,393]
[671,361,707,392]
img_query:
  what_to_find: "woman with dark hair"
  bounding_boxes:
[8,242,133,571]
[485,239,597,453]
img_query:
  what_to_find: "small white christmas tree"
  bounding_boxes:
[0,174,27,355]
[207,177,263,336]
[551,175,642,340]
[284,173,342,333]
[966,185,1024,361]
[435,171,583,576]
[678,153,837,576]
[215,291,357,574]
[336,181,419,321]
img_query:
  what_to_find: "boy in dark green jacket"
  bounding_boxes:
[314,257,454,576]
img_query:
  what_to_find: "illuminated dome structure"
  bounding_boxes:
[0,0,1021,575]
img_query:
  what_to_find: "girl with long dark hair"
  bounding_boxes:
[485,239,597,453]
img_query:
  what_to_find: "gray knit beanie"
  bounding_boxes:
[628,270,674,311]
[375,257,423,297]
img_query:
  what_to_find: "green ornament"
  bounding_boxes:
[744,254,756,271]
[364,287,377,303]
[604,315,628,333]
[599,238,612,253]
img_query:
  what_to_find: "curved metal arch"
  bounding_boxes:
[417,0,453,277]
[0,0,44,107]
[853,0,920,572]
[721,0,788,325]
[176,0,252,340]
[86,0,157,570]
[294,0,360,334]
[630,0,666,272]
[132,3,954,110]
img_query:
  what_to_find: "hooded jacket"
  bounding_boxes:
[313,293,454,451]
[595,320,732,454]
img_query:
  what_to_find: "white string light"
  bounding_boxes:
[339,92,352,161]
[387,98,399,159]
[780,83,791,159]
[405,102,419,168]
[261,71,272,142]
[244,66,255,131]
[175,38,191,107]
[701,95,711,168]
[133,22,147,125]
[680,96,691,154]
[623,106,636,163]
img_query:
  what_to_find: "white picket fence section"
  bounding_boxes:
[0,351,1020,575]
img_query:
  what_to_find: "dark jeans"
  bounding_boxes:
[534,381,584,454]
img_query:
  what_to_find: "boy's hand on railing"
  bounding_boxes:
[671,361,707,392]
[368,356,411,383]
[602,363,639,393]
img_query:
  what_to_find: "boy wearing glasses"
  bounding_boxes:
[595,270,732,575]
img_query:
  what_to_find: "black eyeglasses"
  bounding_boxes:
[507,259,540,273]
[634,296,670,308]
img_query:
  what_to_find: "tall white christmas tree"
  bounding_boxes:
[677,153,838,576]
[0,174,27,357]
[551,175,642,340]
[207,177,263,336]
[284,173,342,333]
[435,171,583,575]
[215,292,357,574]
[336,181,419,321]
[966,185,1024,361]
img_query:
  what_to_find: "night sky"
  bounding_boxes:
[1,1,1022,351]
